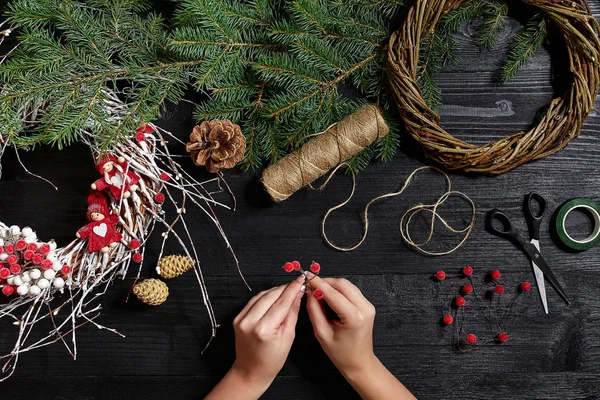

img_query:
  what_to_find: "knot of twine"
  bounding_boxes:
[261,105,389,202]
[321,165,476,255]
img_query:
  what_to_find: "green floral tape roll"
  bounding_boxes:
[555,198,600,251]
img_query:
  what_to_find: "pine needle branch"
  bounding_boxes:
[502,14,547,82]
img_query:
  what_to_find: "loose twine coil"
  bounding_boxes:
[261,105,389,202]
[386,0,600,174]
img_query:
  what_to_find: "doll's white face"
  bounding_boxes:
[91,212,105,221]
[102,162,114,173]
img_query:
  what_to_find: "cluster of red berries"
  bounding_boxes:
[436,265,532,346]
[282,260,322,299]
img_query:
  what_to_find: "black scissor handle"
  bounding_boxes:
[486,209,526,247]
[523,192,547,241]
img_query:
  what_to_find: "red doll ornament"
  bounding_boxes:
[76,191,122,253]
[91,155,140,199]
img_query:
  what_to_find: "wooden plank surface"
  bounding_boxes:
[2,2,600,399]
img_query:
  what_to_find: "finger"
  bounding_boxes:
[243,285,288,322]
[306,295,333,340]
[305,272,356,322]
[322,277,369,308]
[233,286,276,325]
[282,287,305,335]
[261,275,306,326]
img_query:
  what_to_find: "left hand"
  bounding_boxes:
[230,275,306,390]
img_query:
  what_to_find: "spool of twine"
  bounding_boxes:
[261,105,389,202]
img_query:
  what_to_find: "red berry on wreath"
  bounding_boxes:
[23,250,34,260]
[41,259,53,270]
[155,193,165,203]
[309,261,321,274]
[466,334,477,344]
[282,262,294,273]
[4,244,14,253]
[497,332,509,343]
[132,253,143,263]
[291,261,301,271]
[2,285,14,296]
[462,284,473,295]
[160,172,170,182]
[443,315,453,325]
[10,265,21,274]
[490,269,501,280]
[137,124,153,134]
[520,281,531,292]
[435,270,446,281]
[38,244,50,255]
[32,254,43,264]
[27,243,38,251]
[129,239,140,250]
[135,132,146,142]
[0,268,9,279]
[462,266,473,276]
[6,255,18,265]
[15,240,27,251]
[455,296,466,307]
[61,265,71,275]
[313,289,324,300]
[494,284,504,295]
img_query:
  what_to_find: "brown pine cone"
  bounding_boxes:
[185,120,246,173]
[156,255,194,279]
[132,279,169,306]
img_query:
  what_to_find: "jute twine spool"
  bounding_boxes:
[261,105,389,202]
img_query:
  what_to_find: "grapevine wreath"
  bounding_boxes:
[387,0,600,174]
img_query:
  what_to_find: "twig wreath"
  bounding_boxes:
[387,0,600,174]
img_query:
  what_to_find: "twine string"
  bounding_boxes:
[321,165,476,255]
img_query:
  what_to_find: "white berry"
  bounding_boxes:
[21,227,33,237]
[37,278,50,289]
[17,284,29,296]
[28,285,41,296]
[9,225,20,235]
[12,276,23,286]
[6,277,14,285]
[0,229,7,238]
[0,239,4,247]
[47,253,57,262]
[49,241,57,251]
[0,253,8,261]
[24,233,37,244]
[29,269,41,280]
[53,277,65,289]
[21,272,31,283]
[52,261,62,271]
[43,269,56,280]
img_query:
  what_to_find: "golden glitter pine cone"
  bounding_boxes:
[156,255,194,279]
[133,279,169,306]
[186,120,246,173]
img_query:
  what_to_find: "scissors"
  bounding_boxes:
[486,192,569,313]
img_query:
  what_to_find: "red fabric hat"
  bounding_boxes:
[86,190,110,220]
[95,154,120,174]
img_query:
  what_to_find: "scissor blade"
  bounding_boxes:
[522,242,570,305]
[530,239,548,314]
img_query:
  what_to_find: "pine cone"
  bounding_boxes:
[185,120,246,173]
[156,255,194,279]
[133,279,169,306]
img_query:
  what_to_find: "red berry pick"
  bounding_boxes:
[2,285,14,296]
[129,239,140,250]
[32,254,43,264]
[154,193,165,203]
[160,172,170,182]
[0,268,9,279]
[443,315,454,325]
[23,250,34,260]
[15,240,27,251]
[132,253,143,263]
[309,261,321,274]
[435,270,446,281]
[313,289,324,300]
[455,296,466,307]
[466,334,477,344]
[497,332,509,343]
[292,261,301,271]
[462,266,473,276]
[282,262,294,273]
[135,132,146,142]
[27,243,38,251]
[494,284,505,294]
[38,244,51,255]
[490,269,501,280]
[462,284,473,295]
[520,282,531,292]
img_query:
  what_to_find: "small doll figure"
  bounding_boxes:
[76,191,122,253]
[91,155,140,199]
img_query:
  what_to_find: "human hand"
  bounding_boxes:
[305,274,377,377]
[231,275,306,391]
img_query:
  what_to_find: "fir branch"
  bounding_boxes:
[502,14,547,82]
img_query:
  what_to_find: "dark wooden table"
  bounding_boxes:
[2,3,600,400]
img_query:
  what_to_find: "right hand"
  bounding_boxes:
[305,274,377,377]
